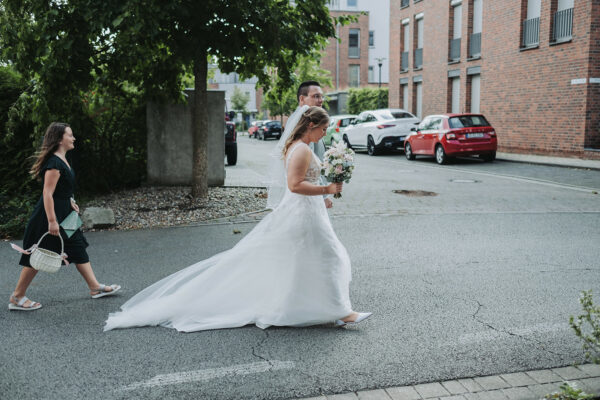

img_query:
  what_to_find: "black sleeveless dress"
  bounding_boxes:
[19,155,89,267]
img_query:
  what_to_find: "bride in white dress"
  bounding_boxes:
[104,106,371,332]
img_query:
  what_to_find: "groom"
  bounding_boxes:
[296,81,333,209]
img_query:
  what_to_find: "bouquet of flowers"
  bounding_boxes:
[321,141,355,199]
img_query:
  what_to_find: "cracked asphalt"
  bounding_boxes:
[1,136,599,399]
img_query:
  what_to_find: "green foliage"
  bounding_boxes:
[570,290,600,364]
[262,51,333,117]
[544,382,594,400]
[231,86,250,113]
[347,87,389,114]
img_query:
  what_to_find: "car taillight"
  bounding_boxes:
[376,124,394,129]
[489,130,496,136]
[446,133,457,140]
[335,127,340,132]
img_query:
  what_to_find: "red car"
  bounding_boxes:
[404,113,497,164]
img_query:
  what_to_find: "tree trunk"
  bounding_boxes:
[192,49,208,198]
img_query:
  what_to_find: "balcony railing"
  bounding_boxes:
[449,38,461,61]
[469,32,481,58]
[401,51,409,71]
[414,48,423,69]
[349,46,359,58]
[401,0,409,8]
[552,7,573,42]
[522,17,540,48]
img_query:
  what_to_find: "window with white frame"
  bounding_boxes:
[369,31,374,47]
[368,66,375,82]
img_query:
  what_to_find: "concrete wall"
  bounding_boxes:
[147,89,225,186]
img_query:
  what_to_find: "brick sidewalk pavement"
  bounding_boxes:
[296,364,600,400]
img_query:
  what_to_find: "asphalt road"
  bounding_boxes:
[1,136,599,399]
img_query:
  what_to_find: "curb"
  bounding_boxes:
[294,364,600,400]
[496,153,600,171]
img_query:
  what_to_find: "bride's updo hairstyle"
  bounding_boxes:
[282,106,329,157]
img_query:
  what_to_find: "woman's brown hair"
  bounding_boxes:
[282,106,329,157]
[30,122,70,180]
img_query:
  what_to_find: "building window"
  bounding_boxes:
[349,65,360,87]
[449,2,462,62]
[369,31,375,47]
[401,0,409,8]
[349,29,360,58]
[401,21,410,71]
[469,0,482,58]
[468,74,480,113]
[414,15,424,69]
[522,0,541,48]
[401,84,409,110]
[414,82,423,118]
[551,0,573,43]
[347,0,357,7]
[449,77,460,113]
[368,66,375,82]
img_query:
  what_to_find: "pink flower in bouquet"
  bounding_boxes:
[335,165,343,174]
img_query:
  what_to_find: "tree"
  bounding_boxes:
[230,86,250,113]
[347,87,389,114]
[1,0,353,198]
[262,51,334,121]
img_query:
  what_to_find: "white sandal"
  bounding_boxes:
[335,312,372,327]
[91,284,121,299]
[8,295,42,311]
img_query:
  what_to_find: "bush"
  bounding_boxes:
[347,87,389,115]
[0,66,38,238]
[570,290,600,364]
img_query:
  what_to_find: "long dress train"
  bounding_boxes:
[104,142,352,332]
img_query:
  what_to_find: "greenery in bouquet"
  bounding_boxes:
[321,141,355,199]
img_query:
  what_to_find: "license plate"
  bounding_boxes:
[399,136,405,140]
[467,133,484,138]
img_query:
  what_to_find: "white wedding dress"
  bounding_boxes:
[104,142,352,332]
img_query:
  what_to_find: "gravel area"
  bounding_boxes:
[81,186,268,231]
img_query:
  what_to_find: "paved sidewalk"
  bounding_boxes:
[295,364,600,400]
[497,152,600,171]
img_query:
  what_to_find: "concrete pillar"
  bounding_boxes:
[147,89,225,186]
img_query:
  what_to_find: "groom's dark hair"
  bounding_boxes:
[297,81,321,101]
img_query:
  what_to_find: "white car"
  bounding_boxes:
[343,109,420,156]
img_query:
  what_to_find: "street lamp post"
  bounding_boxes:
[375,57,386,88]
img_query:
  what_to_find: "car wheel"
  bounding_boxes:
[405,142,415,160]
[435,144,448,165]
[480,151,496,162]
[343,134,352,149]
[226,145,238,166]
[367,136,379,156]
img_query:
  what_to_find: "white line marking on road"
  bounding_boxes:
[122,360,295,391]
[383,159,600,193]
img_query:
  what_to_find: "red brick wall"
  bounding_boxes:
[322,11,370,92]
[389,0,598,158]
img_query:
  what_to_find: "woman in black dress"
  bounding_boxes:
[9,122,120,311]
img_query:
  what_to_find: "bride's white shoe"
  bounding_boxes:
[335,312,372,327]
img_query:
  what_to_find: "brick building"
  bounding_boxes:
[389,0,600,159]
[321,10,371,92]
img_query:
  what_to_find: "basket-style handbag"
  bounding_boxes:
[10,232,68,273]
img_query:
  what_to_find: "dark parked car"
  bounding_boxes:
[225,121,237,165]
[258,120,282,140]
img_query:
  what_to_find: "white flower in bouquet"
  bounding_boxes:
[321,141,355,199]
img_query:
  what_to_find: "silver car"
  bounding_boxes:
[344,109,420,156]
